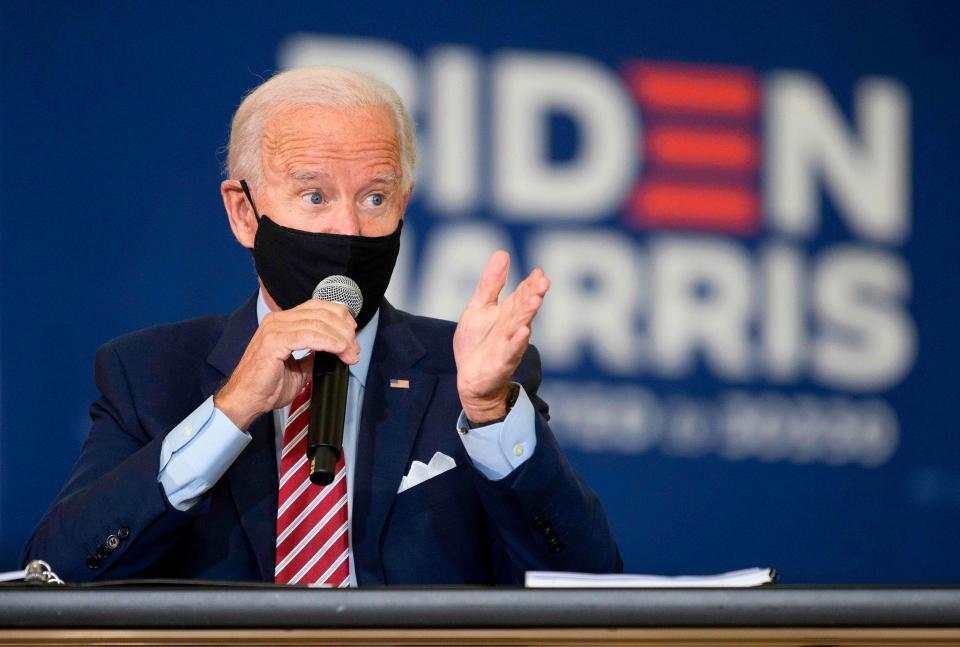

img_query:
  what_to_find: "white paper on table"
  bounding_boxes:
[525,567,777,588]
[0,569,25,583]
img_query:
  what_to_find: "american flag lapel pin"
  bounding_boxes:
[390,378,410,389]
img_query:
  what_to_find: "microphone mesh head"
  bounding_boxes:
[313,275,363,319]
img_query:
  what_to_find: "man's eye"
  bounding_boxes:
[366,194,384,207]
[303,192,323,205]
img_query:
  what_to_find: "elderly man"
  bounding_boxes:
[24,67,621,585]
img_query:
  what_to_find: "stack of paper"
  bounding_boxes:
[0,570,25,583]
[525,567,777,588]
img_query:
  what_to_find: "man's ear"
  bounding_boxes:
[221,179,257,249]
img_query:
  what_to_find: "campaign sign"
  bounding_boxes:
[1,1,957,582]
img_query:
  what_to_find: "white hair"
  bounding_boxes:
[226,66,416,192]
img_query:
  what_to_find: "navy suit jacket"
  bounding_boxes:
[24,294,621,584]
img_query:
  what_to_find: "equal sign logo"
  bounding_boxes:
[623,61,761,235]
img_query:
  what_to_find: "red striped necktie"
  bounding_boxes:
[274,381,351,586]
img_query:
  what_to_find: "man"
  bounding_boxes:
[24,67,621,585]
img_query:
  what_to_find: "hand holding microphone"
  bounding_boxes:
[213,278,361,433]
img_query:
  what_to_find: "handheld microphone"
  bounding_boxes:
[307,275,363,486]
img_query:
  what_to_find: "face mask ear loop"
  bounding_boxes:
[239,179,262,223]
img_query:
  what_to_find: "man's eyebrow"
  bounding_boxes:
[287,171,398,185]
[368,172,400,185]
[289,170,330,182]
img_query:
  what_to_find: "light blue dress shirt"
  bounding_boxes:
[157,292,537,583]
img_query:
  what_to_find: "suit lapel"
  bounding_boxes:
[225,413,278,581]
[203,292,279,582]
[202,292,258,399]
[352,302,436,585]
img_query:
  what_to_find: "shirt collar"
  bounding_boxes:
[256,289,378,388]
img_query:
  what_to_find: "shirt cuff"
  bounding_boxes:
[456,384,537,481]
[159,396,251,511]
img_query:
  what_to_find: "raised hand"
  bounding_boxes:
[453,251,550,424]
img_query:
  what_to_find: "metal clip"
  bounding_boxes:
[23,560,64,585]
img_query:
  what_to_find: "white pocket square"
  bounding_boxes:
[397,452,456,494]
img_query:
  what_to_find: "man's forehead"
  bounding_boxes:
[263,104,397,147]
[261,103,401,174]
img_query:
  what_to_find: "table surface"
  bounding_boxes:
[1,584,959,629]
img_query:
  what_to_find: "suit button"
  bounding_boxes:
[549,541,565,554]
[106,535,120,550]
[533,514,549,533]
[86,556,100,570]
[117,526,130,540]
[543,529,558,543]
[95,545,110,560]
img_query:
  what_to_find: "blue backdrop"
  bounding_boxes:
[2,0,958,583]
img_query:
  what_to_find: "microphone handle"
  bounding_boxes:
[307,352,350,486]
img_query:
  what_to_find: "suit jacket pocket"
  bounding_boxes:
[390,463,467,522]
[380,462,489,584]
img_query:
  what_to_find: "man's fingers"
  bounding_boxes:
[270,317,358,351]
[495,325,531,369]
[536,270,550,295]
[455,260,548,397]
[470,250,510,307]
[524,268,549,298]
[260,320,360,364]
[263,302,360,351]
[287,299,358,328]
[511,325,531,346]
[511,268,548,308]
[505,271,548,327]
[289,331,360,364]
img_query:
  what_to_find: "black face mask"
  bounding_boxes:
[240,180,402,329]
